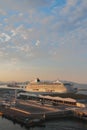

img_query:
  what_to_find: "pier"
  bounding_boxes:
[0,112,3,116]
[0,99,87,128]
[0,106,73,127]
[73,108,87,121]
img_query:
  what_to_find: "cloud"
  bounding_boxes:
[10,58,19,65]
[60,0,87,23]
[0,33,11,42]
[35,40,40,46]
[0,9,7,15]
[11,30,16,37]
[0,0,52,12]
[0,0,87,64]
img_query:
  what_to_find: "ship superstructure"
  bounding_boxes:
[25,78,77,94]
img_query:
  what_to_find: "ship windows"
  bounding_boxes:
[64,83,72,86]
[33,89,39,91]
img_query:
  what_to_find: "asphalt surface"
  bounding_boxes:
[15,99,58,113]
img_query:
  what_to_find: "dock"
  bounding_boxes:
[73,108,87,121]
[0,99,87,128]
[0,112,3,116]
[0,106,72,127]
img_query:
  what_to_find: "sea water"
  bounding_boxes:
[0,117,87,130]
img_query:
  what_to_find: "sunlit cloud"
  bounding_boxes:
[0,0,87,82]
[35,40,40,46]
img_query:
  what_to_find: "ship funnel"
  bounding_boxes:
[35,78,40,82]
[30,78,40,83]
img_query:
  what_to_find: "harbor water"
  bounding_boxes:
[0,117,87,130]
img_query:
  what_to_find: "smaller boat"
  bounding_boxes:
[24,118,45,127]
[0,112,3,116]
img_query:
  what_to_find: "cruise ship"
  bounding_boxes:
[25,78,77,94]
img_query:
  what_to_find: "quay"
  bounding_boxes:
[73,108,87,121]
[0,105,72,127]
[0,99,87,128]
[0,112,3,116]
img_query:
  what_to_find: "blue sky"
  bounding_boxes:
[0,0,87,83]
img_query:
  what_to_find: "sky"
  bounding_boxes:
[0,0,87,83]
